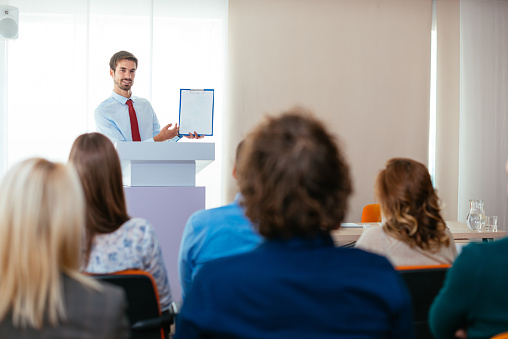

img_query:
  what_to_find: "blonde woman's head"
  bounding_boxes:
[0,158,94,328]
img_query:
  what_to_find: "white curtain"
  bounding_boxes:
[1,0,227,208]
[458,0,508,229]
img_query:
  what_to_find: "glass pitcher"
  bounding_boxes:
[466,199,486,231]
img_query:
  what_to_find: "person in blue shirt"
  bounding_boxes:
[178,140,263,299]
[175,108,415,339]
[95,51,202,143]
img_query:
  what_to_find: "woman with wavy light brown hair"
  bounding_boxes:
[0,158,128,338]
[356,158,457,266]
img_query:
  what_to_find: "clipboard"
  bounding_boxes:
[178,89,214,136]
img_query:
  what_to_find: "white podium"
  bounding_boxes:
[115,142,215,302]
[115,142,215,186]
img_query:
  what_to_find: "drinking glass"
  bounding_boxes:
[485,216,498,232]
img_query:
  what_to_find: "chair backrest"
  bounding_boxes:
[92,270,168,339]
[397,265,450,339]
[361,203,381,222]
[492,332,508,339]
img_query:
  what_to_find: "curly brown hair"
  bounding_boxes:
[376,158,450,251]
[237,108,352,239]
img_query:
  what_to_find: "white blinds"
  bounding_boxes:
[458,0,508,228]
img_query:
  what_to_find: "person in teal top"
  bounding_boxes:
[429,161,508,339]
[429,238,508,338]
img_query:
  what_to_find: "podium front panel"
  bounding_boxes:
[124,186,205,303]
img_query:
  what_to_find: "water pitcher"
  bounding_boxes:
[466,199,485,231]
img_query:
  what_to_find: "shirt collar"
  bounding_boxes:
[233,193,243,204]
[111,91,133,105]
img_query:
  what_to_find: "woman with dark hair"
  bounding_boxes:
[356,158,457,266]
[175,109,414,339]
[69,132,172,311]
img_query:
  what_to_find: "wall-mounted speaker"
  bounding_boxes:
[0,6,19,40]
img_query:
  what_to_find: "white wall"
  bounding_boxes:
[0,40,7,177]
[225,0,432,222]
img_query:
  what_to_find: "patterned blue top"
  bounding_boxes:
[95,91,180,143]
[178,194,263,299]
[83,218,172,311]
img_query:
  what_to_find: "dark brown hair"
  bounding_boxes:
[68,133,130,265]
[237,108,352,239]
[376,158,450,251]
[109,50,138,71]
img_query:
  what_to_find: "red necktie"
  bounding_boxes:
[126,99,141,141]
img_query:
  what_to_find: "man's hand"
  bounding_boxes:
[183,131,205,139]
[154,123,179,142]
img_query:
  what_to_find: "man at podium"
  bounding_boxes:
[95,51,203,143]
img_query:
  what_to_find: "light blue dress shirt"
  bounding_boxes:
[178,194,263,299]
[95,91,180,143]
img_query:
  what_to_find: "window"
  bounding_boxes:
[2,0,227,208]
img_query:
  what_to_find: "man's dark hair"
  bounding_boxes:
[109,51,138,71]
[237,108,352,239]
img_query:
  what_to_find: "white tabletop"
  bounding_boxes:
[331,221,506,244]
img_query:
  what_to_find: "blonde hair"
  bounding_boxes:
[0,158,99,328]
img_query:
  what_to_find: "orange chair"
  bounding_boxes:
[397,264,451,271]
[91,270,176,339]
[361,204,381,222]
[397,265,451,339]
[492,332,508,339]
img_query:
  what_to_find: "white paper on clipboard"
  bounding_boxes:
[178,89,214,136]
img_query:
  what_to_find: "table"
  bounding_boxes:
[331,221,506,245]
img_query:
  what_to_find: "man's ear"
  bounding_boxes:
[110,69,114,77]
[232,164,237,180]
